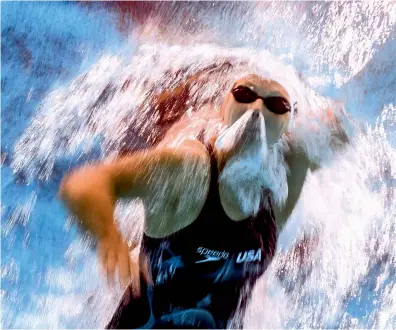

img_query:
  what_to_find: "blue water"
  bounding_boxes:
[1,2,129,327]
[2,2,395,328]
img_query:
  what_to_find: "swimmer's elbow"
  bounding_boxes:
[59,172,89,210]
[58,175,70,201]
[59,167,111,210]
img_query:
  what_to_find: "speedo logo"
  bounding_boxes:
[195,247,229,263]
[236,249,262,263]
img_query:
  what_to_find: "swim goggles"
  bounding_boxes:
[231,85,291,115]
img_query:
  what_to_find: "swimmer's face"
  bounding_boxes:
[214,75,292,216]
[220,74,291,147]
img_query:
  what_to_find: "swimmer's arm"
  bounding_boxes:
[59,141,208,288]
[272,150,310,231]
[59,142,206,240]
[58,150,175,240]
[273,154,320,273]
[274,103,352,228]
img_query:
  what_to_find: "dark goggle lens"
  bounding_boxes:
[263,97,291,115]
[232,86,258,103]
[232,85,291,115]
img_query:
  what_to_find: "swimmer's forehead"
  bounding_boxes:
[233,75,290,101]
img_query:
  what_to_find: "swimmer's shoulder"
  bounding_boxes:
[159,104,220,148]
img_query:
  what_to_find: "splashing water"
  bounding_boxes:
[2,2,396,328]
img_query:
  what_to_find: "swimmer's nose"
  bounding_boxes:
[249,110,262,123]
[252,110,260,120]
[246,110,262,131]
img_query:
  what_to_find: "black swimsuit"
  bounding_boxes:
[107,143,277,329]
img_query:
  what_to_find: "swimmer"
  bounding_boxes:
[59,63,350,328]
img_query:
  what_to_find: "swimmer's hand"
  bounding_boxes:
[98,229,152,296]
[275,233,319,288]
